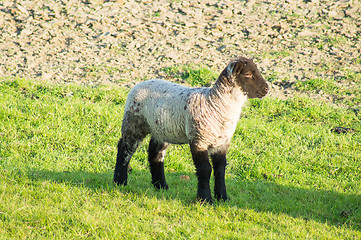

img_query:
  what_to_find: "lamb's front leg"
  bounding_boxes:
[148,138,169,190]
[211,152,228,201]
[190,144,213,203]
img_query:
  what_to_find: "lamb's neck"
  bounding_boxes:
[209,76,246,107]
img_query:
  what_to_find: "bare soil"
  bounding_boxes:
[1,0,360,104]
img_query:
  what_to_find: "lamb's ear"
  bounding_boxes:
[226,59,245,77]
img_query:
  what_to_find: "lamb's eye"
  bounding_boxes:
[243,72,253,79]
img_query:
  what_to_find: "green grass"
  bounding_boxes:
[0,77,360,239]
[295,75,361,107]
[295,78,339,93]
[162,64,218,87]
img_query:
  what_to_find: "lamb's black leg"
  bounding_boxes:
[211,152,228,201]
[113,138,138,186]
[190,144,213,204]
[148,138,169,190]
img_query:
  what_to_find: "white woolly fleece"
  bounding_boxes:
[123,79,248,152]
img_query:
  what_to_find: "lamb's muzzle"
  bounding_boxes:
[256,87,269,98]
[113,57,269,203]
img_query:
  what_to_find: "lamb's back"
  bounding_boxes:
[124,79,202,144]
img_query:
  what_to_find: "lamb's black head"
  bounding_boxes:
[227,57,269,99]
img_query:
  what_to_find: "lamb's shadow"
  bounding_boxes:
[27,168,197,203]
[27,168,360,231]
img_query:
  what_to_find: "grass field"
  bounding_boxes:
[0,77,360,239]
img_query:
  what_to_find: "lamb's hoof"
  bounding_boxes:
[153,181,169,190]
[114,179,127,186]
[215,194,228,202]
[197,196,214,205]
[113,174,127,186]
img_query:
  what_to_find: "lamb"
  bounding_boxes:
[113,57,269,203]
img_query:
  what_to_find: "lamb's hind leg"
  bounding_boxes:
[113,137,140,186]
[148,138,169,190]
[114,112,149,186]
